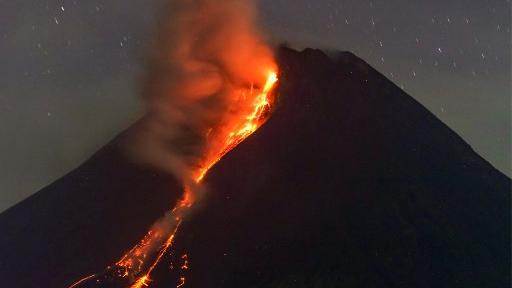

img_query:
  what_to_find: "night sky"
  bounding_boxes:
[0,0,510,211]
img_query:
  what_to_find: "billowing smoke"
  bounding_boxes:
[115,0,276,282]
[127,0,276,184]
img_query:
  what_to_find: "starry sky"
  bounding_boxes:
[0,0,510,211]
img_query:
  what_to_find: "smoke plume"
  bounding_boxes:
[127,0,276,184]
[113,0,277,281]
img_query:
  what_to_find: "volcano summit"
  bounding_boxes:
[0,47,509,288]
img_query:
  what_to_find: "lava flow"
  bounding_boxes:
[69,71,278,288]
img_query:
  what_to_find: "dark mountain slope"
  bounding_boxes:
[0,133,182,287]
[149,47,510,288]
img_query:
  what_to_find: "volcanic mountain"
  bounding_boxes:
[0,47,509,288]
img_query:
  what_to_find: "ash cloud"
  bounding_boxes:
[126,0,276,183]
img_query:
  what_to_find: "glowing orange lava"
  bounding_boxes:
[125,71,278,287]
[70,71,278,288]
[69,71,277,287]
[68,70,278,288]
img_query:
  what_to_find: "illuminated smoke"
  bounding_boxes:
[127,0,276,183]
[109,0,277,285]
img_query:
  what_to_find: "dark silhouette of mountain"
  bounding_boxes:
[0,47,509,288]
[0,132,182,287]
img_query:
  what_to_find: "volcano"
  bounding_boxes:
[0,47,509,288]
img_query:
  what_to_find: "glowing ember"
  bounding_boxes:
[68,274,97,288]
[180,254,189,270]
[131,276,150,288]
[176,277,186,288]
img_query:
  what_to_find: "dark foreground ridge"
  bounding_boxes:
[0,47,510,288]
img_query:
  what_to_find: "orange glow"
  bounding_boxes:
[131,275,150,288]
[180,254,189,270]
[126,220,183,288]
[176,277,186,288]
[128,70,278,287]
[68,274,97,288]
[195,71,278,183]
[69,71,277,288]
